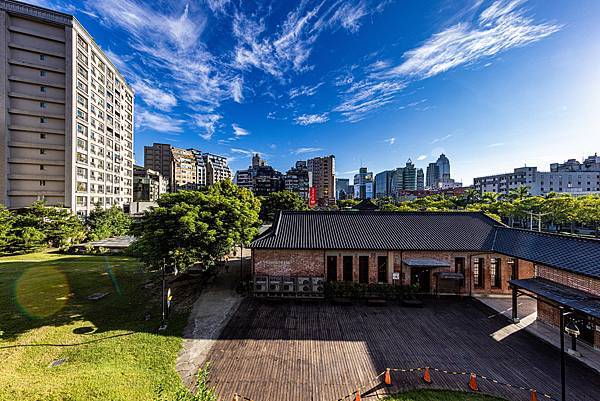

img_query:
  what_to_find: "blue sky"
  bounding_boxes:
[33,0,600,183]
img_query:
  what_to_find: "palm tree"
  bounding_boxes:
[461,188,480,208]
[508,185,530,201]
[481,192,500,204]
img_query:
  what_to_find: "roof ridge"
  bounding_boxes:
[497,226,600,243]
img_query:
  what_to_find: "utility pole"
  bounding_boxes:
[526,211,550,232]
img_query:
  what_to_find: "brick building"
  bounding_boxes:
[250,211,600,347]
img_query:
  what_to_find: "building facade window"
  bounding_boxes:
[343,256,353,282]
[490,258,501,288]
[473,257,484,288]
[377,256,388,283]
[326,256,337,282]
[359,256,369,283]
[455,257,465,286]
[40,70,46,77]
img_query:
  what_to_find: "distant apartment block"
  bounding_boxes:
[284,161,310,201]
[144,142,231,191]
[204,153,232,186]
[133,165,167,202]
[144,143,173,189]
[307,155,335,206]
[0,1,135,215]
[474,154,600,196]
[234,154,283,196]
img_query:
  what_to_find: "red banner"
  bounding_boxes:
[309,187,317,207]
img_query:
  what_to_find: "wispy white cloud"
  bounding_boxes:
[486,142,505,148]
[136,109,184,133]
[192,113,222,140]
[293,147,324,155]
[294,113,330,125]
[230,148,267,158]
[431,134,452,144]
[232,1,382,78]
[289,82,324,99]
[417,154,427,160]
[334,80,406,122]
[384,137,396,145]
[132,80,177,111]
[385,0,561,79]
[332,0,560,122]
[231,76,244,103]
[232,123,250,137]
[206,0,230,14]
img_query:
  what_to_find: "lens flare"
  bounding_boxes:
[15,265,69,319]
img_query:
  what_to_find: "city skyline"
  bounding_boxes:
[29,0,600,184]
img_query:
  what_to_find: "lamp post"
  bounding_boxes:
[559,310,578,401]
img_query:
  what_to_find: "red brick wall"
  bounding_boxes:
[536,265,600,296]
[252,248,534,295]
[253,249,324,277]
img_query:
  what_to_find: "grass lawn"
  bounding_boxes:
[0,251,191,401]
[385,389,507,400]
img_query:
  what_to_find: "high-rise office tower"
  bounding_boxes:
[0,1,135,215]
[307,155,335,205]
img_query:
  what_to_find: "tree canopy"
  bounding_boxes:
[131,180,261,272]
[87,205,132,241]
[259,190,308,222]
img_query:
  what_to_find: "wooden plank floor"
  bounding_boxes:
[204,298,600,401]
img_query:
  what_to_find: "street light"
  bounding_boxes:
[559,310,578,401]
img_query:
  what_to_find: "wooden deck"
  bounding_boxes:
[205,298,600,401]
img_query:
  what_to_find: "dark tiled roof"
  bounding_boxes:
[494,227,600,278]
[251,211,499,251]
[510,278,600,319]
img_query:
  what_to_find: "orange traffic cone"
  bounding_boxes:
[384,368,392,385]
[468,373,479,391]
[530,389,538,401]
[355,388,361,401]
[423,367,432,384]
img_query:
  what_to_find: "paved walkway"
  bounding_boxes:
[478,295,600,374]
[176,249,250,390]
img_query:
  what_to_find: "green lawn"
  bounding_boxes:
[385,389,507,400]
[0,251,190,401]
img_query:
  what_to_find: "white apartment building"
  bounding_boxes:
[0,1,134,215]
[474,155,600,196]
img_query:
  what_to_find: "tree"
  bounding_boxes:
[542,194,577,232]
[131,181,261,273]
[575,195,600,237]
[0,206,16,255]
[507,185,530,201]
[337,199,360,209]
[458,188,480,208]
[87,205,132,240]
[259,191,308,222]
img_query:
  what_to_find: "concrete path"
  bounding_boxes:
[477,295,600,374]
[176,249,250,390]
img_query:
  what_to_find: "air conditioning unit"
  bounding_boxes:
[268,276,281,292]
[312,277,325,293]
[281,277,296,292]
[297,277,312,293]
[254,276,268,293]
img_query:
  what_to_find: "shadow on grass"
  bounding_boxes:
[0,332,135,348]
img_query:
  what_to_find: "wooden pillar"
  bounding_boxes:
[512,285,520,323]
